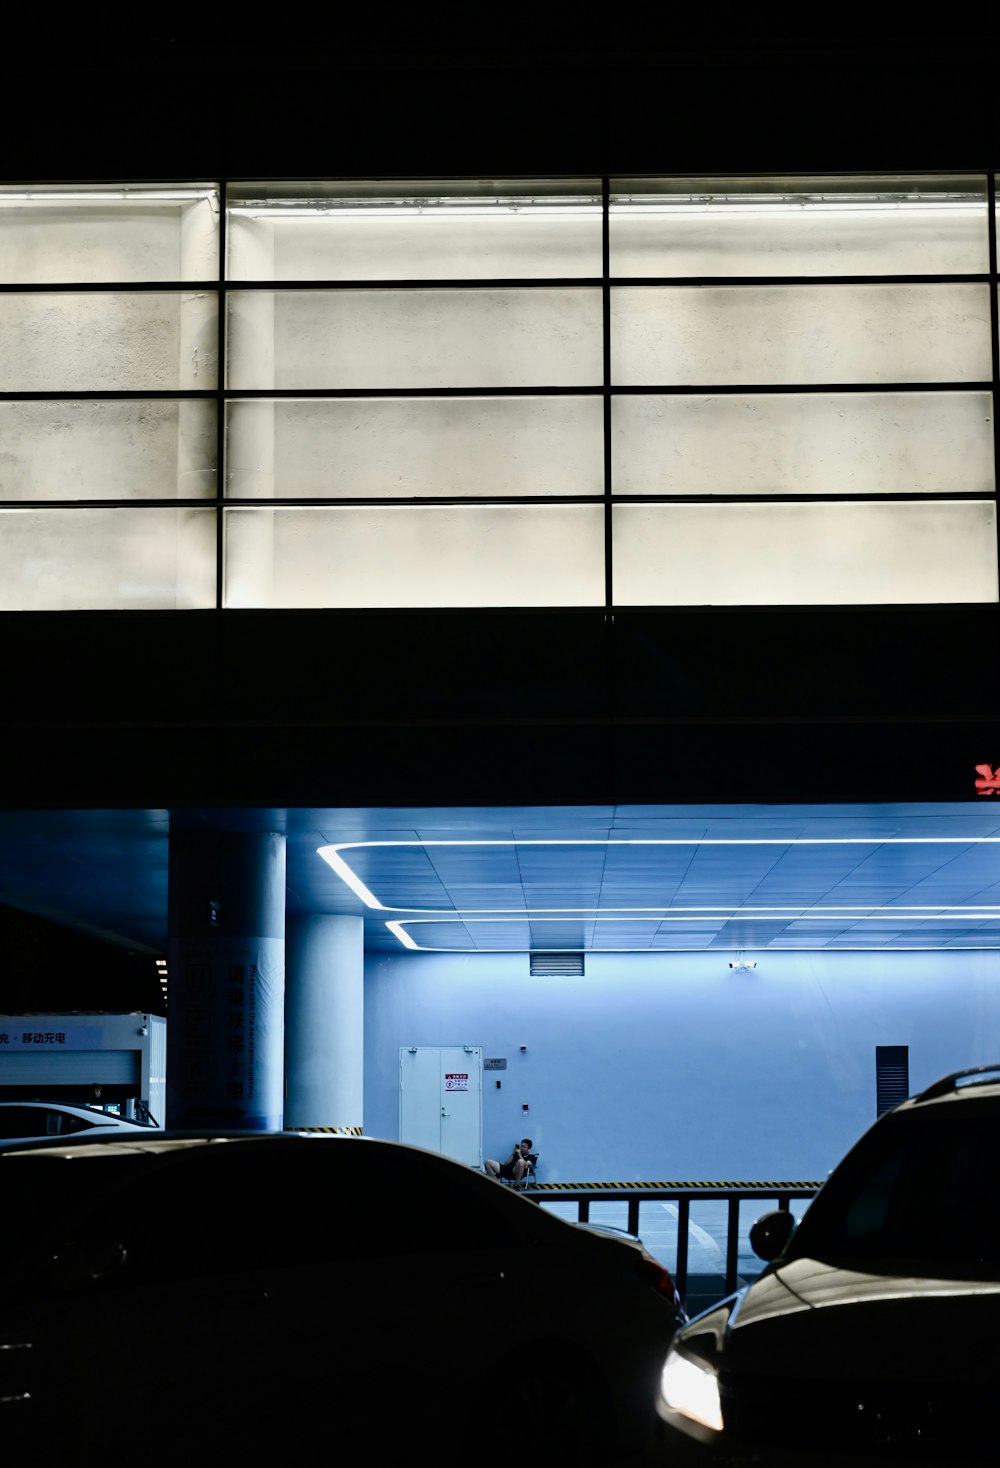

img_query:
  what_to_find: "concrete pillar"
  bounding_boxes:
[284,914,364,1132]
[166,828,286,1130]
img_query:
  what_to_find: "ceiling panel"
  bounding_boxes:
[3,803,1000,958]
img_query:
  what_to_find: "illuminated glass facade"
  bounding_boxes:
[0,174,997,611]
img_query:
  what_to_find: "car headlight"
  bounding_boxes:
[658,1344,724,1436]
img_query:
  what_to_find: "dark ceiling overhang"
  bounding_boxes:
[2,606,997,808]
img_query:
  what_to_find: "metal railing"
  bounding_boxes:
[524,1180,824,1308]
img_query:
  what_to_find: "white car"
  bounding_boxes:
[0,1101,156,1145]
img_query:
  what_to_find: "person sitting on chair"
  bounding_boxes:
[485,1138,535,1186]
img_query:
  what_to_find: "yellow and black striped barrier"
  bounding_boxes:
[286,1125,364,1135]
[528,1179,824,1192]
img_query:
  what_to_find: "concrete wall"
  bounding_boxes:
[363,948,1000,1181]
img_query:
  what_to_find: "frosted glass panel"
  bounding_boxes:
[0,293,218,391]
[613,501,999,605]
[224,504,605,607]
[613,392,995,495]
[0,185,220,283]
[611,284,991,385]
[225,396,603,498]
[226,289,602,389]
[227,179,602,280]
[610,176,988,276]
[0,401,216,501]
[0,508,216,609]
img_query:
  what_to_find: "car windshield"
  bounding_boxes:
[787,1101,1000,1276]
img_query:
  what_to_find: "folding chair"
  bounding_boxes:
[486,1151,539,1188]
[513,1152,539,1190]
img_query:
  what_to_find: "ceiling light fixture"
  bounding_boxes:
[228,197,601,220]
[388,913,1000,925]
[611,197,983,216]
[317,838,1000,914]
[383,916,1000,953]
[0,188,218,203]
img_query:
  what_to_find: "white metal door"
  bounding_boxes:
[399,1046,482,1167]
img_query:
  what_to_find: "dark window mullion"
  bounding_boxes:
[0,280,221,293]
[602,178,615,768]
[605,273,992,288]
[602,177,612,611]
[4,382,983,401]
[221,276,605,291]
[0,390,218,401]
[605,381,994,396]
[4,490,989,513]
[0,499,221,511]
[217,495,603,508]
[987,173,999,599]
[206,381,987,402]
[605,489,996,505]
[217,182,228,610]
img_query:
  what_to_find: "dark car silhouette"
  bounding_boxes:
[654,1063,1000,1466]
[0,1131,684,1467]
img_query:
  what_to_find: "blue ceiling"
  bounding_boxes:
[3,803,1000,958]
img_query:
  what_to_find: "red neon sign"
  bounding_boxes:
[975,764,1000,795]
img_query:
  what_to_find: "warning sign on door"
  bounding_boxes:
[444,1073,469,1090]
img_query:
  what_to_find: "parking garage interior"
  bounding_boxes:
[3,799,1000,1181]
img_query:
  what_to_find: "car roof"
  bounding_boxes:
[0,1131,499,1163]
[0,1100,139,1115]
[897,1063,1000,1111]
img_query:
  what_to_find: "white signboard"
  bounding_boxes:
[444,1072,469,1091]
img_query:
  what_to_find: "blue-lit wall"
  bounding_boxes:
[363,949,1000,1181]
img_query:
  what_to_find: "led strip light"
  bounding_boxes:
[317,838,1000,952]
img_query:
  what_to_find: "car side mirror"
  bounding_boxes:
[749,1209,797,1262]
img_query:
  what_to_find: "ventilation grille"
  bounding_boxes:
[530,952,584,976]
[876,1045,910,1116]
